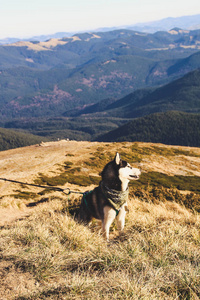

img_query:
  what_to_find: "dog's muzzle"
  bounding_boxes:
[130,175,140,179]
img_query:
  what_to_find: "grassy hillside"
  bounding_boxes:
[97,111,200,146]
[127,68,200,118]
[0,141,200,299]
[86,68,200,119]
[0,127,47,151]
[72,88,153,117]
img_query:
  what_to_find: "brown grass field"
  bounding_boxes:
[0,140,200,299]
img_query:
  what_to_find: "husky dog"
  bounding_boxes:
[78,153,141,240]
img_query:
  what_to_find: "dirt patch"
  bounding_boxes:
[0,261,37,300]
[0,207,30,227]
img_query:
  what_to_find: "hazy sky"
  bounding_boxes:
[0,0,200,39]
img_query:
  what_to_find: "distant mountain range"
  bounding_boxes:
[127,14,200,33]
[0,22,200,149]
[0,32,75,45]
[1,28,200,121]
[0,14,200,44]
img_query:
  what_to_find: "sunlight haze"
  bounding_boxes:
[0,0,200,38]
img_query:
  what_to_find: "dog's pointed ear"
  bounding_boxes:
[115,152,121,165]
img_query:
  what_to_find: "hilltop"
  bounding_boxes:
[0,127,48,151]
[97,111,200,146]
[0,140,200,299]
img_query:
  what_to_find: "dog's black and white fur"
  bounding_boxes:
[78,153,141,240]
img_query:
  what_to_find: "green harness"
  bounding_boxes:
[100,182,129,215]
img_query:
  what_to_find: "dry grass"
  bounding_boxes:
[7,39,69,52]
[0,196,200,299]
[0,141,200,299]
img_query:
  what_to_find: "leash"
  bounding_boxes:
[0,178,124,216]
[0,177,84,196]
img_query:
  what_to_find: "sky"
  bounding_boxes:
[0,0,200,39]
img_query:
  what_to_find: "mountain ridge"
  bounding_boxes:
[1,14,200,44]
[73,68,200,119]
[97,111,200,147]
[128,14,200,33]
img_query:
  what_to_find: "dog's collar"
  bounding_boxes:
[100,181,129,212]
